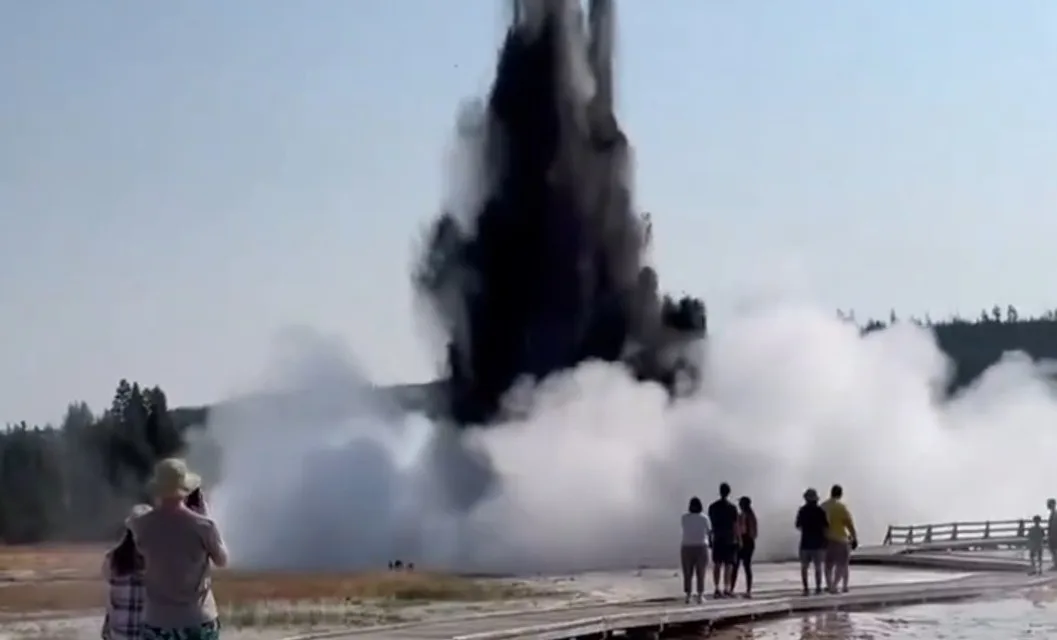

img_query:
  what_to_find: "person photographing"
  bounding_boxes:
[128,458,229,640]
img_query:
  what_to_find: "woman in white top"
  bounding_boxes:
[680,496,711,603]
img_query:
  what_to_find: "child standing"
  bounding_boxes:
[102,505,152,640]
[1027,514,1045,575]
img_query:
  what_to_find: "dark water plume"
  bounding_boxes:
[414,0,706,428]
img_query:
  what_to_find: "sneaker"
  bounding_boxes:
[694,593,703,604]
[802,588,809,597]
[684,594,691,604]
[815,587,823,595]
[841,585,849,594]
[713,590,722,599]
[744,592,753,599]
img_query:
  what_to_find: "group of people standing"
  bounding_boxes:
[679,482,858,603]
[101,458,229,640]
[795,485,858,596]
[679,482,758,602]
[1025,497,1057,575]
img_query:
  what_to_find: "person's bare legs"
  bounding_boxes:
[799,555,810,595]
[824,544,837,593]
[712,555,723,596]
[835,543,851,592]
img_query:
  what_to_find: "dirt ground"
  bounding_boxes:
[0,544,538,618]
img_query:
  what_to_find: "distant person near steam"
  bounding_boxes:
[1027,515,1045,575]
[821,484,858,594]
[101,504,152,640]
[1047,498,1057,570]
[680,496,711,603]
[708,482,740,598]
[796,488,828,596]
[128,458,229,640]
[730,496,758,598]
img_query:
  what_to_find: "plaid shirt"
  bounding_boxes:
[102,559,146,640]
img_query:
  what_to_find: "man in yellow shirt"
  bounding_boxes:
[821,484,858,593]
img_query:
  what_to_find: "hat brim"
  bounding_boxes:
[149,471,202,498]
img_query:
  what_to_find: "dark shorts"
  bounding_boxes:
[799,548,825,566]
[711,540,738,566]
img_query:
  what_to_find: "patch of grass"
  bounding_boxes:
[0,546,545,616]
[219,600,407,629]
[0,544,103,583]
[214,570,539,605]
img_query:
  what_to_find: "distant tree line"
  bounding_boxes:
[4,305,1057,543]
[841,305,1057,392]
[0,380,206,544]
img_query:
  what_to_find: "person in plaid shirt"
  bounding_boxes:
[102,504,152,640]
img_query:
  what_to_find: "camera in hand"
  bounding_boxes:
[185,487,204,511]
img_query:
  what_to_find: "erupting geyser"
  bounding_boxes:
[415,0,706,428]
[209,0,1057,574]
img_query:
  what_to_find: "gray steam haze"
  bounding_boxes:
[195,305,1057,575]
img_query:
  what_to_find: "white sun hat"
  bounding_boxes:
[148,458,201,500]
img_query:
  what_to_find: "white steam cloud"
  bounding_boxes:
[197,301,1057,575]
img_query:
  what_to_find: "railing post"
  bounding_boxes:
[984,521,991,539]
[950,522,958,541]
[883,526,892,546]
[904,526,914,545]
[924,525,933,543]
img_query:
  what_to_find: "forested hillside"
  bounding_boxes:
[3,306,1057,544]
[0,381,205,543]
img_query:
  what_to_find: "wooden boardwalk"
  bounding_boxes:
[882,517,1043,549]
[309,556,1048,640]
[290,520,1052,640]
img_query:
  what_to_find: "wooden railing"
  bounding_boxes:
[882,519,1045,547]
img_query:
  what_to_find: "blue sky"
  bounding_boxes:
[3,1,1057,424]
